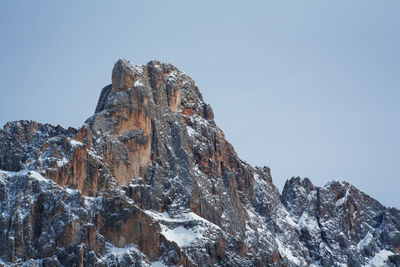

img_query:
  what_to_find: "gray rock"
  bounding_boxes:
[0,59,399,267]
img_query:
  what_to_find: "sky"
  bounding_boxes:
[0,1,399,208]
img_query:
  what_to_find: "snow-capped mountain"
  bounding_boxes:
[0,59,399,266]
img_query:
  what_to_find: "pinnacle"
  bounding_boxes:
[111,59,141,92]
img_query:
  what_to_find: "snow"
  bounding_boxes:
[284,213,298,228]
[29,171,50,182]
[358,232,373,249]
[276,237,301,265]
[161,225,199,247]
[65,188,79,195]
[152,64,162,70]
[145,209,220,248]
[96,242,149,266]
[87,149,103,161]
[186,126,196,138]
[324,180,340,187]
[133,65,143,74]
[108,245,133,255]
[70,139,84,147]
[278,207,299,229]
[298,212,320,237]
[134,79,145,87]
[57,158,69,167]
[0,257,7,266]
[194,114,208,126]
[152,261,168,267]
[167,70,179,81]
[84,195,102,217]
[20,259,42,266]
[145,210,219,228]
[363,249,394,267]
[335,188,350,207]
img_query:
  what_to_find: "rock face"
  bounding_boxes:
[0,59,399,267]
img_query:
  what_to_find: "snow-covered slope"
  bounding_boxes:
[0,59,399,266]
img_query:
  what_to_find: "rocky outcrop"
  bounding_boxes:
[281,178,400,266]
[111,59,140,92]
[0,59,399,266]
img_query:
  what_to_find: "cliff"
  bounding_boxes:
[0,59,399,266]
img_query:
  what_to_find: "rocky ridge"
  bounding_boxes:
[0,59,399,266]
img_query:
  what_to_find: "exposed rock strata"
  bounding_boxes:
[0,59,399,266]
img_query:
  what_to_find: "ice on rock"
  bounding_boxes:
[0,59,399,266]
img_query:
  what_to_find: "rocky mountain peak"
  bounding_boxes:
[87,59,217,187]
[0,59,399,266]
[111,59,141,92]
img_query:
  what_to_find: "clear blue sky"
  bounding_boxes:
[0,1,399,208]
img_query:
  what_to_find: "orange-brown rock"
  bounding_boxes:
[1,59,400,266]
[112,59,140,92]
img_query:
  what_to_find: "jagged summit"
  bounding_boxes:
[85,59,220,187]
[0,59,399,266]
[111,59,141,92]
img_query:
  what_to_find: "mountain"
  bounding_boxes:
[0,59,399,267]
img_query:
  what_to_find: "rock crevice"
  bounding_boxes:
[0,59,399,266]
